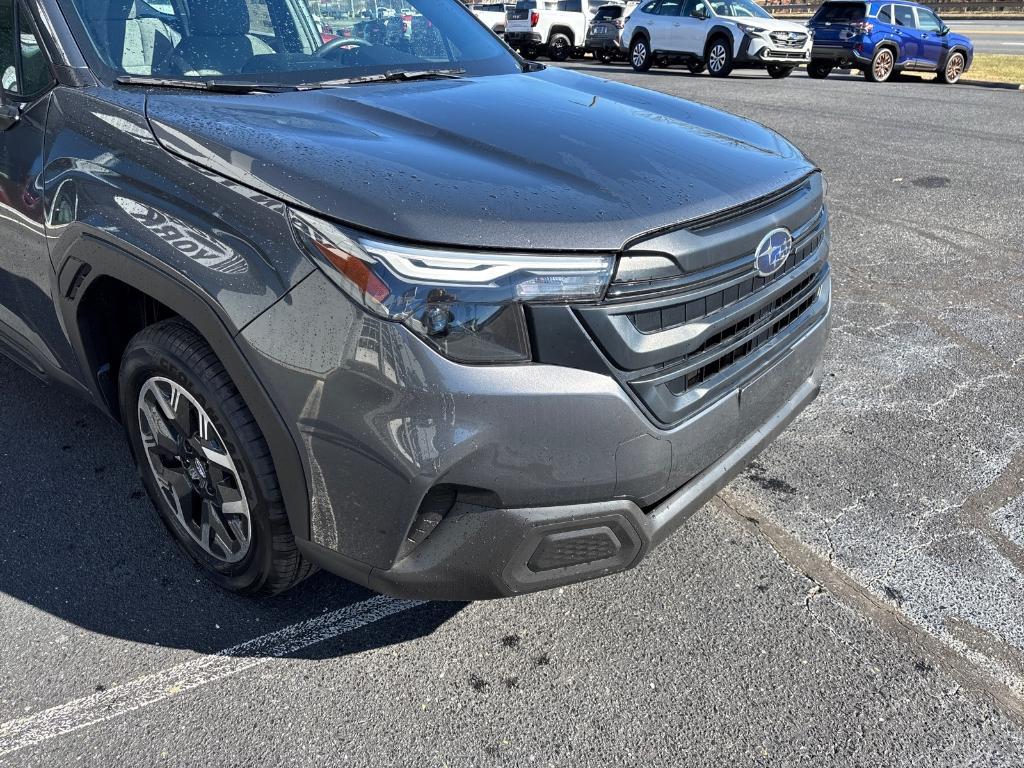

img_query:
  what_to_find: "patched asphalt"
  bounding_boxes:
[2,66,1024,766]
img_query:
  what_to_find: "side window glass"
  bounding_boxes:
[915,7,941,31]
[877,4,892,22]
[893,4,914,26]
[657,0,682,15]
[640,0,659,12]
[1,1,53,100]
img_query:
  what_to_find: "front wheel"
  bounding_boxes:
[120,319,315,596]
[767,64,794,79]
[630,36,653,72]
[706,38,733,77]
[865,46,895,82]
[597,50,614,64]
[548,33,571,61]
[521,48,539,60]
[807,60,832,79]
[938,51,965,84]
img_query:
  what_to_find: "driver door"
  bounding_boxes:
[0,0,72,378]
[677,0,710,55]
[914,6,945,66]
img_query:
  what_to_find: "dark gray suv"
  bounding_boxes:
[0,0,830,600]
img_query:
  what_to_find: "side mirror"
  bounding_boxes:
[939,24,950,35]
[696,7,709,18]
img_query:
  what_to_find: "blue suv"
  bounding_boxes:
[807,1,973,83]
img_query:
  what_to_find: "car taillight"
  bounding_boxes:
[613,18,624,28]
[530,10,540,26]
[852,21,873,33]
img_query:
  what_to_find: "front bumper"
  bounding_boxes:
[739,34,811,65]
[240,266,831,600]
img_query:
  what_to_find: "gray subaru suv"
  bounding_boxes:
[0,0,830,600]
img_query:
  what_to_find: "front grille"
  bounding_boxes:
[769,32,808,48]
[575,173,830,426]
[668,277,819,395]
[629,218,824,334]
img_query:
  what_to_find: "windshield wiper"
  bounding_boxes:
[116,75,299,93]
[299,68,466,89]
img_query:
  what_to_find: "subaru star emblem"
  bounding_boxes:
[754,228,793,277]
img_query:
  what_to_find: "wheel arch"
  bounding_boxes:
[549,25,575,44]
[937,45,969,72]
[57,233,312,541]
[705,25,734,56]
[630,27,650,46]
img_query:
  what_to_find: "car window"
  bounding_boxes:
[893,4,914,26]
[640,0,658,10]
[811,2,866,22]
[593,5,624,19]
[710,0,771,19]
[680,0,706,16]
[876,4,892,22]
[656,0,682,15]
[915,6,941,31]
[0,1,53,100]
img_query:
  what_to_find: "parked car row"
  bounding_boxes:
[487,0,973,84]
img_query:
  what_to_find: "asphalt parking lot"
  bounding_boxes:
[2,66,1023,766]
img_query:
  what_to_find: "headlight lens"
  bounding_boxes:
[737,24,768,37]
[290,210,615,364]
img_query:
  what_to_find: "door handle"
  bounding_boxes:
[0,104,19,132]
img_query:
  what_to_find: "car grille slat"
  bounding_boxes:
[574,176,830,426]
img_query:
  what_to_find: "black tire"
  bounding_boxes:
[864,45,895,82]
[521,48,539,60]
[687,60,706,74]
[705,36,733,77]
[120,319,315,596]
[655,56,670,68]
[938,51,965,84]
[767,64,794,79]
[807,60,832,79]
[630,34,653,71]
[548,32,572,61]
[597,50,614,64]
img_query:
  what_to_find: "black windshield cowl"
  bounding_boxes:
[115,76,301,94]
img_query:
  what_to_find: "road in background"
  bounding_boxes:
[1,66,1024,766]
[949,19,1024,54]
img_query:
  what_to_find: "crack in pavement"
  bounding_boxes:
[713,490,1024,729]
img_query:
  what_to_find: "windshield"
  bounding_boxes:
[58,0,521,86]
[709,0,771,18]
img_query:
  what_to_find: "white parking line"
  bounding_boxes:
[0,595,423,758]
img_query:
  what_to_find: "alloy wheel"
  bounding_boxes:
[137,376,252,563]
[873,49,893,80]
[709,44,727,73]
[632,40,647,68]
[945,53,964,83]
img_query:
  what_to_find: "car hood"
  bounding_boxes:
[719,16,809,33]
[146,66,814,250]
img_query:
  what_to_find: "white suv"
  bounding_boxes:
[623,0,812,77]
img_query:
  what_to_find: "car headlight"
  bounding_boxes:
[737,23,769,37]
[290,210,614,364]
